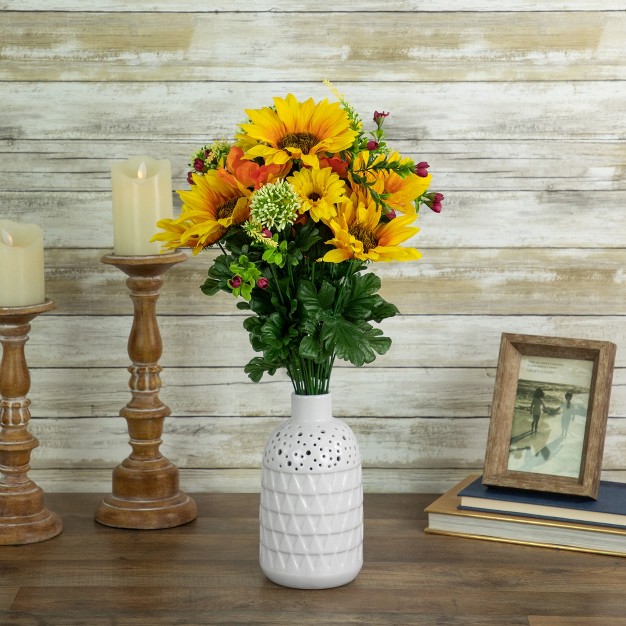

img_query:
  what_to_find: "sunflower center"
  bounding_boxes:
[216,197,239,220]
[308,192,321,202]
[278,132,319,154]
[349,225,378,253]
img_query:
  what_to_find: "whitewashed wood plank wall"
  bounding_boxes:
[1,1,625,493]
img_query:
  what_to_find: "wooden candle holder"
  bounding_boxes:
[95,252,197,529]
[0,299,62,545]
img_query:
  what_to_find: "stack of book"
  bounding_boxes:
[425,474,626,557]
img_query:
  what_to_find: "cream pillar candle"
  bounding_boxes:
[0,220,45,307]
[111,156,174,256]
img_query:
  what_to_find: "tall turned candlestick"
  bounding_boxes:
[95,251,197,529]
[0,299,62,545]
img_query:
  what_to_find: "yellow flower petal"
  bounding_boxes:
[240,94,357,168]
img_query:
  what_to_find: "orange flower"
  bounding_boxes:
[222,146,290,190]
[318,155,350,179]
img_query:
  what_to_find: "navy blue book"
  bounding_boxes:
[458,475,626,529]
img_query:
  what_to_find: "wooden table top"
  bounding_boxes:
[1,492,626,625]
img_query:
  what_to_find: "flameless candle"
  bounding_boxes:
[0,220,45,307]
[111,156,174,256]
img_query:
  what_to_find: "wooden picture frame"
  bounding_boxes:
[483,333,616,499]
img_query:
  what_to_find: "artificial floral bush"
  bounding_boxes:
[153,82,443,395]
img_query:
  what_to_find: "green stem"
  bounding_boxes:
[269,264,288,309]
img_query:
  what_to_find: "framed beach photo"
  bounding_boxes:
[483,333,616,499]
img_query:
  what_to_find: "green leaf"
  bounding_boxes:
[294,219,322,252]
[246,319,265,353]
[240,283,253,300]
[355,271,382,295]
[318,280,336,310]
[370,298,399,323]
[299,335,320,360]
[340,271,398,322]
[208,255,234,281]
[261,312,286,349]
[339,273,379,320]
[320,317,367,366]
[364,326,392,357]
[297,280,323,315]
[248,290,275,317]
[320,317,392,367]
[200,278,220,297]
[299,316,319,337]
[244,357,277,383]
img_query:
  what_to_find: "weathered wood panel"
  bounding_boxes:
[27,366,496,419]
[26,314,626,369]
[26,414,626,470]
[2,1,624,12]
[2,139,625,193]
[3,83,625,143]
[1,3,624,494]
[2,191,625,248]
[3,12,624,82]
[28,416,490,469]
[24,366,626,419]
[42,248,626,316]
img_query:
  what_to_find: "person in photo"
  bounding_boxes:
[530,387,547,434]
[559,391,576,437]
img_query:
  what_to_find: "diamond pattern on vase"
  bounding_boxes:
[261,469,362,515]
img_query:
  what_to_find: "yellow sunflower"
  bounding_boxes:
[152,216,204,255]
[372,169,431,214]
[287,167,347,223]
[238,94,358,168]
[176,170,250,248]
[322,194,422,263]
[351,150,431,214]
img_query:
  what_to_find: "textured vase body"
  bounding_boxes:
[259,393,363,589]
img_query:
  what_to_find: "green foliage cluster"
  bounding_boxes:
[200,220,398,395]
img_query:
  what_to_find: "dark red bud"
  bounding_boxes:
[257,277,269,289]
[193,158,205,172]
[187,171,195,185]
[430,202,442,213]
[416,161,430,177]
[229,275,243,288]
[434,192,444,202]
[366,140,379,150]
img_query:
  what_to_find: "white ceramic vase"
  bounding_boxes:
[259,393,363,589]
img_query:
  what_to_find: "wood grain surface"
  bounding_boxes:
[1,492,626,624]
